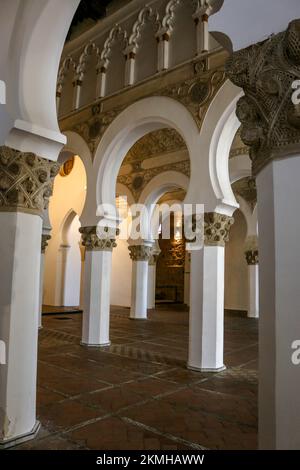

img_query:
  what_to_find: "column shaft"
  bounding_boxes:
[0,212,42,446]
[147,264,156,310]
[82,250,112,347]
[188,246,225,371]
[0,146,59,447]
[248,264,259,318]
[130,260,149,320]
[257,156,300,449]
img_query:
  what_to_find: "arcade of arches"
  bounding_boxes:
[0,0,300,451]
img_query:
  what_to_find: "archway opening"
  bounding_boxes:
[42,152,87,314]
[109,126,190,316]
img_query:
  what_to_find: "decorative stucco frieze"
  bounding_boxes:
[152,69,226,130]
[128,245,152,262]
[204,212,234,247]
[226,19,300,176]
[62,64,226,158]
[0,146,60,216]
[79,226,118,251]
[41,234,51,254]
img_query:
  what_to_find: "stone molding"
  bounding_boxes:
[41,234,51,254]
[226,19,300,176]
[0,146,60,216]
[204,212,234,247]
[128,245,152,262]
[79,226,118,252]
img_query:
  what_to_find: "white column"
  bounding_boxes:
[193,7,212,54]
[38,233,51,329]
[124,47,136,87]
[96,63,107,98]
[72,80,81,110]
[247,263,259,318]
[80,226,116,347]
[39,252,45,329]
[188,246,225,371]
[156,32,170,71]
[0,213,41,447]
[0,147,59,448]
[79,243,85,310]
[184,252,191,306]
[129,244,152,320]
[188,213,233,372]
[257,156,300,449]
[147,263,156,309]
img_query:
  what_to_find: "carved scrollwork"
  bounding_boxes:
[226,19,300,176]
[0,146,60,216]
[128,245,152,262]
[204,212,234,247]
[79,226,118,252]
[41,234,51,254]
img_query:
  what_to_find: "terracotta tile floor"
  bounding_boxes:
[15,306,258,450]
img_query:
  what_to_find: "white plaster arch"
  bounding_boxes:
[57,208,82,307]
[63,130,95,227]
[138,171,189,207]
[1,0,80,159]
[194,79,244,216]
[116,183,135,208]
[93,96,202,227]
[138,171,189,240]
[60,208,78,246]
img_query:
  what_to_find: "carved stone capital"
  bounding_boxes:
[0,146,60,216]
[245,250,259,266]
[41,234,51,254]
[226,19,300,176]
[129,245,152,262]
[204,213,234,247]
[79,226,118,252]
[244,235,259,265]
[148,254,160,266]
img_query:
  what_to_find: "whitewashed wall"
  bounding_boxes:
[43,156,87,306]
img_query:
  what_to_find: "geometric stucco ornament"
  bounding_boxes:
[0,146,60,216]
[226,19,300,176]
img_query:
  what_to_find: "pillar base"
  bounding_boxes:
[80,341,111,348]
[187,364,226,373]
[0,421,40,449]
[247,312,259,319]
